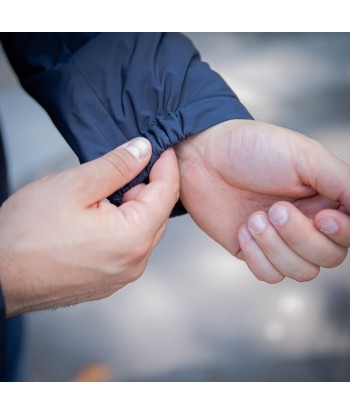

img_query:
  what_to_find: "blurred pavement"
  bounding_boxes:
[1,33,350,381]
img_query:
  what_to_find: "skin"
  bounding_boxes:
[0,138,179,317]
[175,119,350,283]
[1,120,349,319]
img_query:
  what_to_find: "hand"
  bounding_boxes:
[0,138,179,316]
[239,201,349,283]
[175,120,350,282]
[238,188,350,283]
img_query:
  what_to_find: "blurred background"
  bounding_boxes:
[1,33,350,381]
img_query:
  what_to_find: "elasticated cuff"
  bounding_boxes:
[110,95,253,205]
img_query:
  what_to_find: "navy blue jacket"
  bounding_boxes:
[0,33,252,379]
[0,135,9,378]
[0,282,5,378]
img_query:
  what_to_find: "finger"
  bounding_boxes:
[247,211,320,282]
[71,137,152,205]
[238,226,284,284]
[122,183,146,203]
[119,148,180,232]
[315,209,350,247]
[301,140,350,212]
[268,202,347,268]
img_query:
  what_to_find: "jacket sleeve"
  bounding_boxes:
[0,283,6,378]
[2,33,253,208]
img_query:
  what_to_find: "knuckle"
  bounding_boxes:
[130,242,150,264]
[266,274,285,284]
[103,151,133,181]
[256,273,284,285]
[126,268,144,283]
[122,204,144,227]
[102,260,146,285]
[293,266,320,282]
[254,271,284,284]
[122,261,148,284]
[128,242,151,268]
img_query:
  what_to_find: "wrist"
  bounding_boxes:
[174,130,211,212]
[175,129,209,176]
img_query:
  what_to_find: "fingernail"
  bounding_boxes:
[269,205,288,225]
[248,214,267,234]
[124,137,151,159]
[239,227,252,242]
[318,217,339,234]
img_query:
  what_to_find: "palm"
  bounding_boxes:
[176,120,328,256]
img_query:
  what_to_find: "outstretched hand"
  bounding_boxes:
[175,120,350,283]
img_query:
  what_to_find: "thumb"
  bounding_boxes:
[75,137,152,205]
[301,140,350,212]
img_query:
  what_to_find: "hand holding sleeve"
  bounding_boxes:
[2,32,252,207]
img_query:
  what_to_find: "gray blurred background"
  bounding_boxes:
[1,33,350,381]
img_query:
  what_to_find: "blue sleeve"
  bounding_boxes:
[0,283,6,378]
[2,33,252,208]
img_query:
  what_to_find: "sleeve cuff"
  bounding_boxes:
[110,95,253,205]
